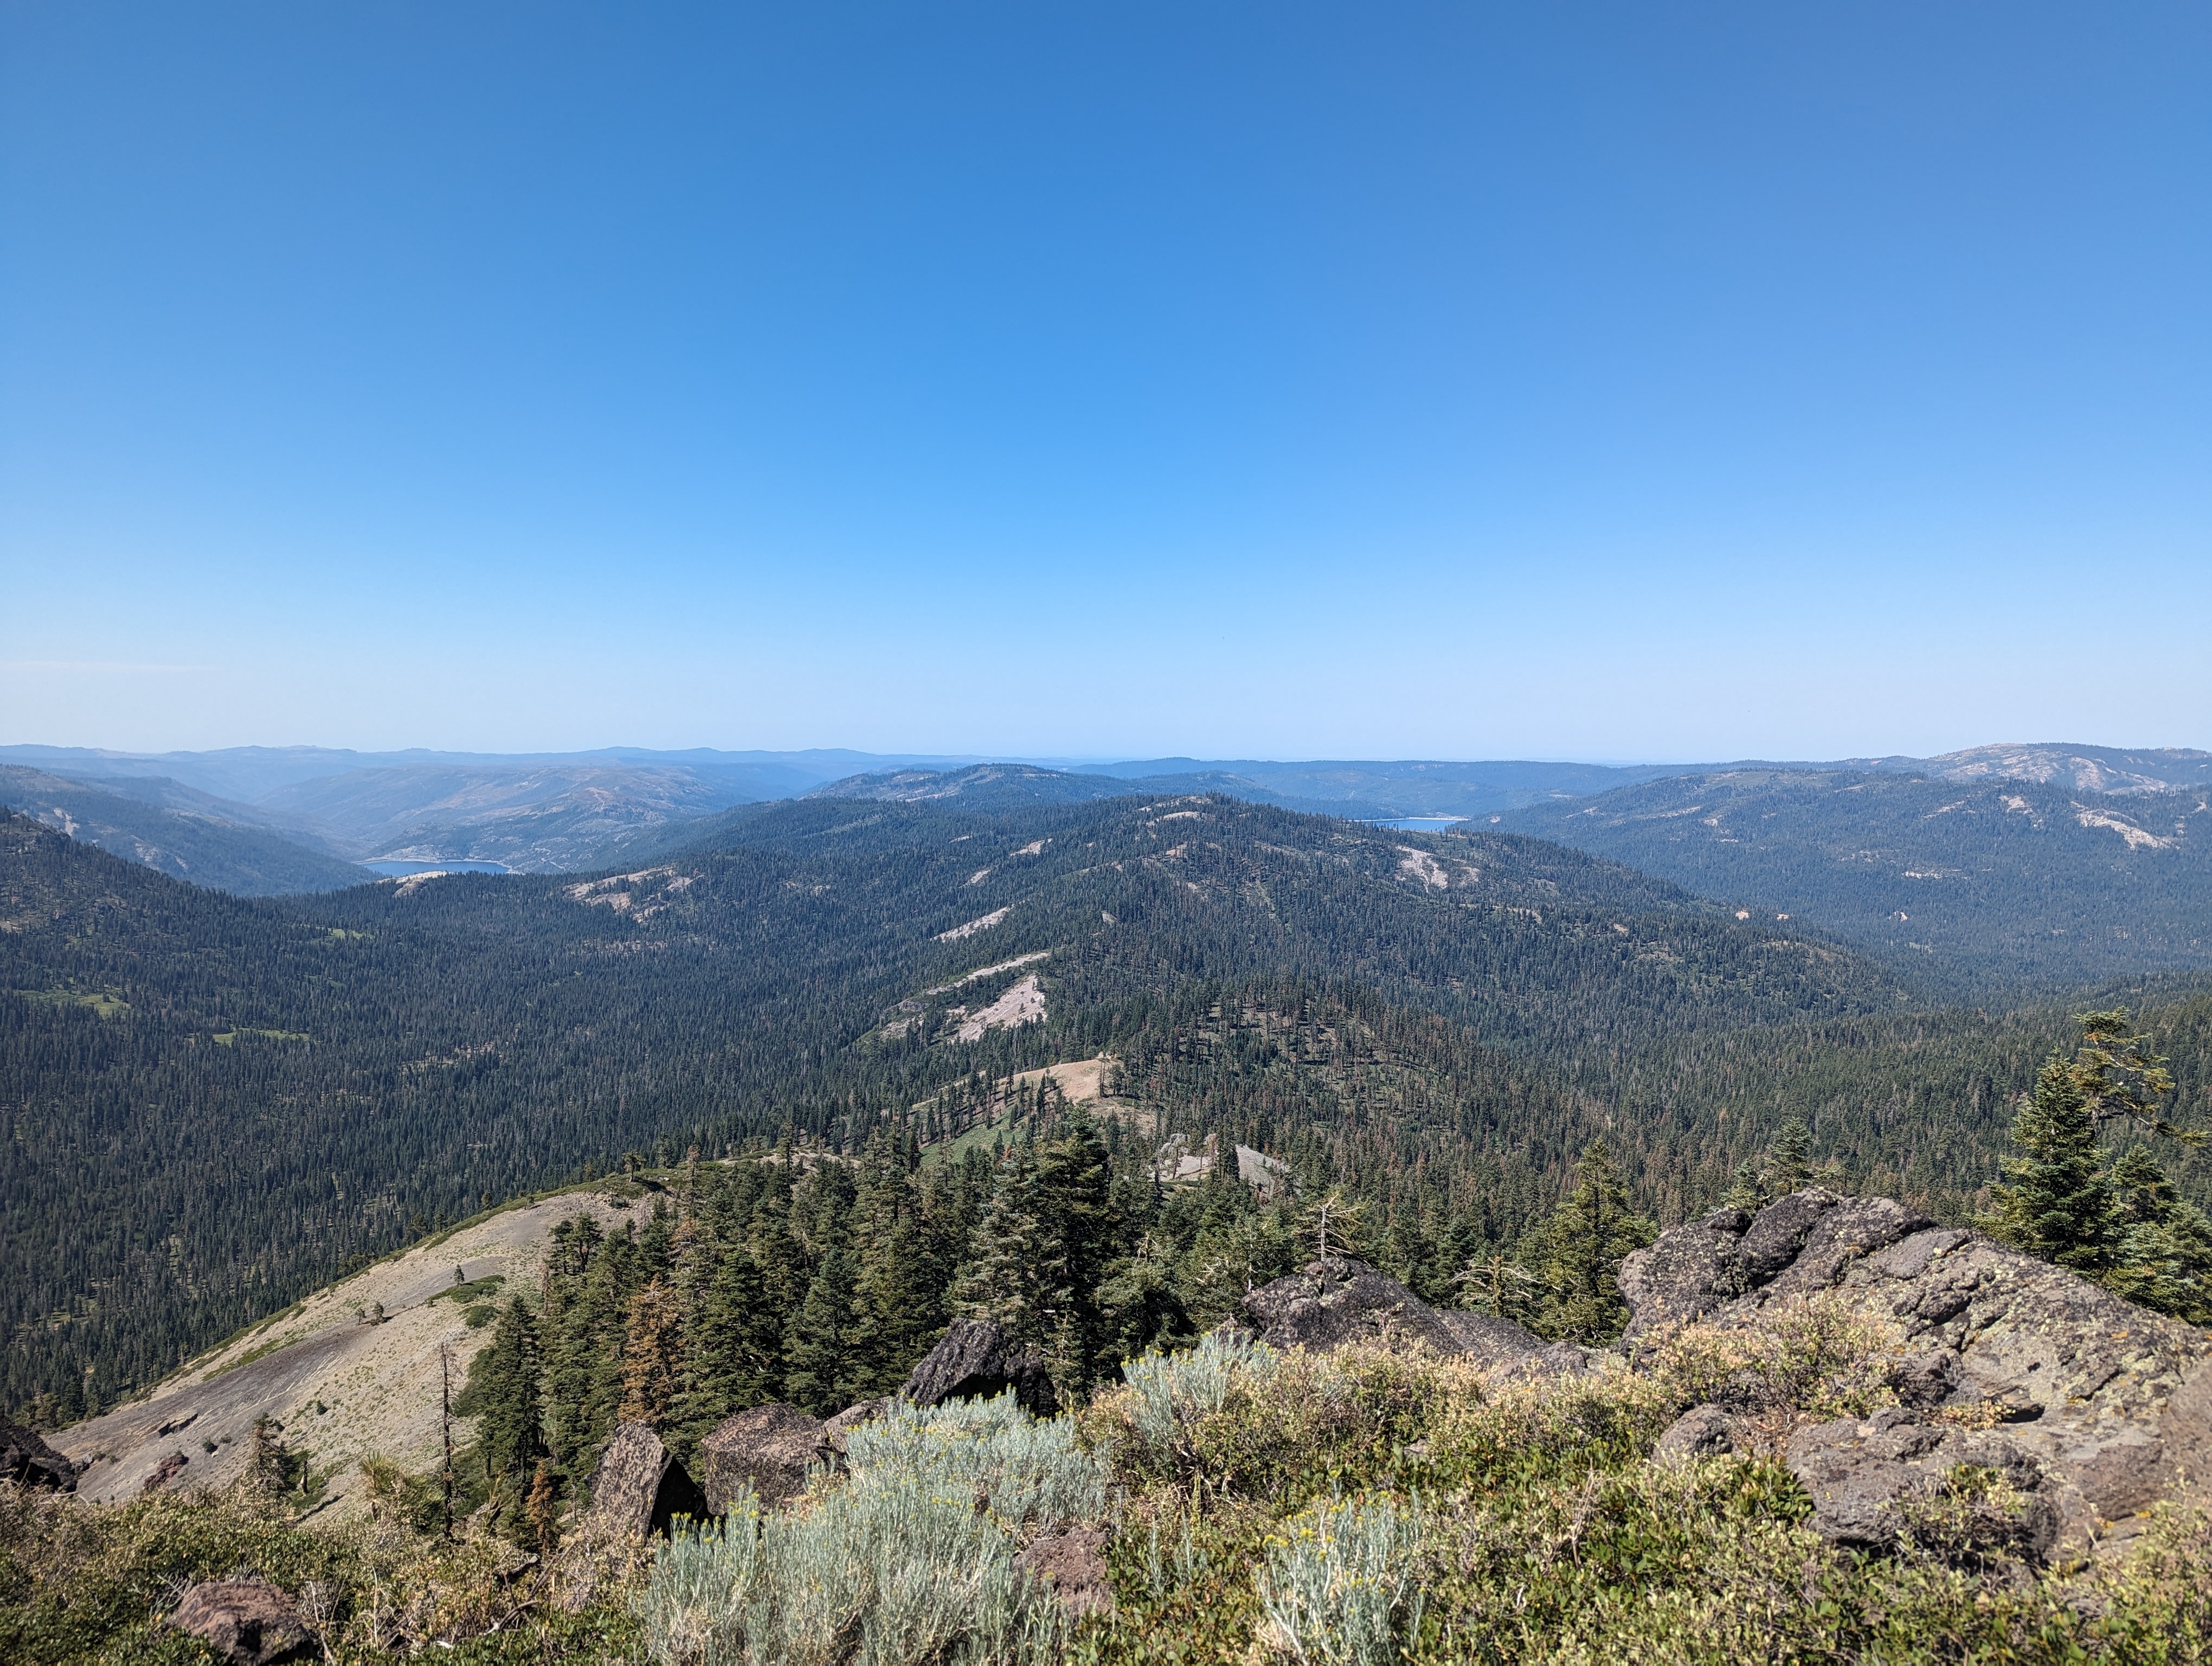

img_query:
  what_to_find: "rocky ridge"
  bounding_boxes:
[1622,1187,2212,1557]
[1221,1189,2212,1563]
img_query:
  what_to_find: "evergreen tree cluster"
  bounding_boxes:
[452,1112,1690,1542]
[451,1108,1304,1535]
[1975,1009,2212,1322]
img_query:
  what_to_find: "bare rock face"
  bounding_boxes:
[1017,1526,1114,1620]
[1441,1310,1552,1367]
[1241,1257,1554,1367]
[902,1319,1057,1415]
[583,1421,709,1540]
[1621,1188,2212,1553]
[1,1418,80,1491]
[164,1580,312,1665]
[1786,1409,2067,1561]
[700,1403,829,1511]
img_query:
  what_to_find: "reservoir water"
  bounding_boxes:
[1356,816,1467,832]
[362,858,513,877]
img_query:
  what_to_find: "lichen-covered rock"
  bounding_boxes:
[1241,1257,1552,1367]
[164,1580,312,1665]
[1616,1207,1750,1336]
[0,1418,80,1491]
[583,1421,709,1540]
[699,1403,828,1510]
[1442,1309,1555,1369]
[1654,1404,1749,1463]
[1785,1408,2068,1561]
[1623,1188,2212,1553]
[825,1396,892,1456]
[901,1319,1056,1415]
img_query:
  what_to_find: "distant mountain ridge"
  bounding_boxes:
[0,766,370,895]
[6,740,2205,892]
[1899,742,2212,796]
[1504,768,2212,995]
[0,793,1912,1412]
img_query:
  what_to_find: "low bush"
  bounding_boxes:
[636,1393,1108,1666]
[1084,1331,2212,1666]
[1118,1332,1279,1472]
[1254,1494,1419,1666]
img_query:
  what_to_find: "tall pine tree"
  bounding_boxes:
[1528,1141,1655,1345]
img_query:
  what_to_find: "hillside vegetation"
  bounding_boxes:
[0,766,370,895]
[2,793,1922,1417]
[1506,770,2212,994]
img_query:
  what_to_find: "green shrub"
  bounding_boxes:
[638,1394,1108,1666]
[1119,1333,1278,1473]
[1642,1290,1905,1431]
[1254,1495,1419,1666]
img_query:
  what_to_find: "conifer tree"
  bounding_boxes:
[544,1227,636,1469]
[782,1242,858,1413]
[1453,1247,1542,1327]
[1977,1043,2124,1272]
[1724,1160,1766,1214]
[1031,1111,1118,1387]
[668,1241,785,1453]
[955,1142,1049,1347]
[1767,1118,1815,1196]
[843,1125,943,1397]
[2101,1146,2212,1324]
[618,1278,684,1426]
[1528,1141,1656,1344]
[459,1297,544,1528]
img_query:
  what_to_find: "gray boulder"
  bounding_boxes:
[1786,1408,2067,1561]
[1441,1309,1546,1364]
[1242,1257,1553,1366]
[1622,1188,2212,1554]
[699,1403,829,1511]
[1,1418,80,1491]
[164,1580,313,1665]
[1654,1404,1750,1464]
[583,1421,709,1540]
[825,1396,893,1455]
[902,1318,1057,1415]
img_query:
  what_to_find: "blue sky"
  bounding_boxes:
[3,2,2206,761]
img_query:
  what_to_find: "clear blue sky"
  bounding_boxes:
[3,2,2206,761]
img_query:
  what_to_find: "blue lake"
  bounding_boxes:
[362,858,513,877]
[1356,816,1467,832]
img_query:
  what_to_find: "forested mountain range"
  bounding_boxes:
[2,791,1914,1417]
[7,739,2206,894]
[1504,770,2211,995]
[9,778,2212,1428]
[251,761,759,871]
[0,765,370,895]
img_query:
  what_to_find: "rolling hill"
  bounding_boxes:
[0,766,371,895]
[1504,770,2212,995]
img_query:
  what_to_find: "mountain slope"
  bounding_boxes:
[0,794,1911,1414]
[1504,770,2212,995]
[0,766,371,895]
[1906,741,2212,794]
[253,761,767,870]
